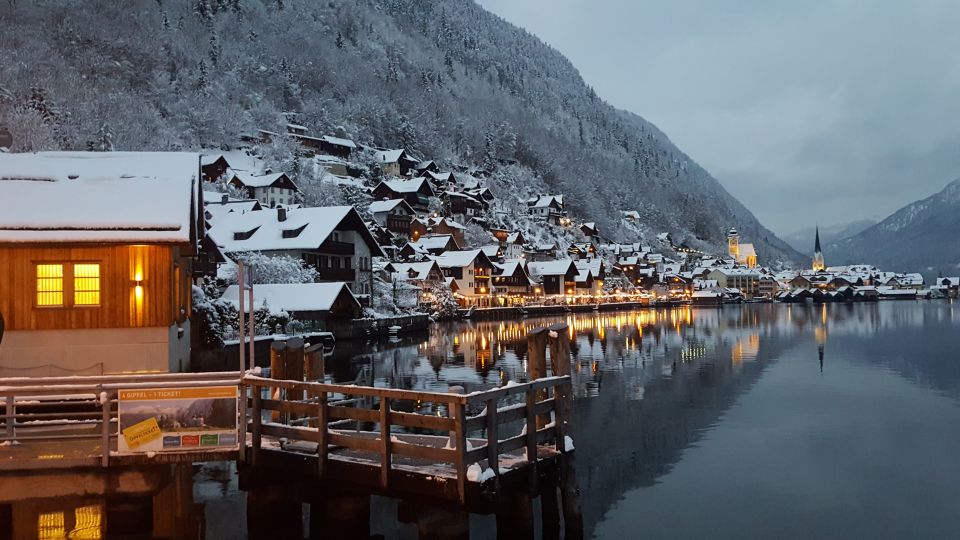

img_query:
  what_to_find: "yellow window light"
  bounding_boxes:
[36,264,64,306]
[73,263,101,306]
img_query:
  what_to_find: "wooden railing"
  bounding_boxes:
[0,372,240,469]
[243,374,571,503]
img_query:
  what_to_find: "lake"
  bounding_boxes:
[196,300,960,538]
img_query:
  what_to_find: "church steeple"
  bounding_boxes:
[812,226,825,271]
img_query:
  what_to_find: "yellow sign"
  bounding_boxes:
[119,386,237,401]
[122,417,162,449]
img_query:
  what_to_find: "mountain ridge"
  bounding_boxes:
[826,178,960,277]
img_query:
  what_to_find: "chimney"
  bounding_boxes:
[277,206,287,222]
[221,194,229,204]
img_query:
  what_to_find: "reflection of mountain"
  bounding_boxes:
[570,334,796,538]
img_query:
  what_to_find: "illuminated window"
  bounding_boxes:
[36,264,64,306]
[38,511,65,540]
[73,263,101,306]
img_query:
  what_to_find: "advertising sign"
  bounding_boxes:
[117,386,239,454]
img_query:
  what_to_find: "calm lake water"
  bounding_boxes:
[196,301,960,539]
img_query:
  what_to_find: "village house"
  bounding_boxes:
[527,259,578,297]
[410,216,466,247]
[425,170,457,189]
[442,190,486,219]
[386,261,446,306]
[526,195,566,225]
[574,258,606,296]
[290,134,357,159]
[398,234,461,260]
[371,177,435,211]
[580,222,600,240]
[568,242,598,260]
[228,170,299,208]
[707,268,761,299]
[368,198,416,237]
[220,282,361,333]
[205,205,384,300]
[431,250,497,307]
[202,192,263,227]
[371,148,420,177]
[0,151,202,375]
[492,260,537,303]
[502,231,526,259]
[200,153,230,182]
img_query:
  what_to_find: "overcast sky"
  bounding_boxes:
[476,0,960,235]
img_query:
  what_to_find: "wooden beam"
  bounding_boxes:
[380,397,391,489]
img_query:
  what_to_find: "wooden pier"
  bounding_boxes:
[0,325,583,539]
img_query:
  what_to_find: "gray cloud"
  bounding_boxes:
[477,0,960,235]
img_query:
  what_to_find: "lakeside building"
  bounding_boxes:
[0,152,201,375]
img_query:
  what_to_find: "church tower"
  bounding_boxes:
[727,227,740,260]
[812,226,825,271]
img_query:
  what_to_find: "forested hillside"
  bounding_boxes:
[0,0,802,263]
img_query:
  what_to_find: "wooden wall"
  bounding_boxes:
[0,244,186,332]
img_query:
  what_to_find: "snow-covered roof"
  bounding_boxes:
[230,171,296,190]
[375,149,405,164]
[431,249,486,269]
[411,234,458,251]
[320,135,356,148]
[480,245,502,258]
[207,205,384,256]
[380,177,430,194]
[739,243,757,258]
[369,199,409,214]
[390,261,441,282]
[200,154,225,166]
[506,231,523,244]
[221,282,358,314]
[204,199,262,225]
[527,259,576,277]
[0,151,198,244]
[528,195,563,208]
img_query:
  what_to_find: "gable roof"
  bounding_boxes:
[229,171,298,191]
[431,249,492,269]
[207,205,384,256]
[389,261,443,282]
[375,149,405,164]
[319,135,356,148]
[369,198,413,214]
[0,151,198,244]
[221,282,359,314]
[527,259,576,278]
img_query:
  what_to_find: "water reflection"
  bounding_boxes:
[327,301,960,539]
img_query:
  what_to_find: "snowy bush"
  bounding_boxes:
[222,252,318,285]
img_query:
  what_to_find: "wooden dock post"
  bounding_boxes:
[526,327,549,430]
[309,494,370,540]
[496,491,534,540]
[540,474,561,540]
[286,337,305,421]
[547,323,584,540]
[247,484,303,540]
[269,341,287,423]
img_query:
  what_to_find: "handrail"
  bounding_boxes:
[244,374,572,503]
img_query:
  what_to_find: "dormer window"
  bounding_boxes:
[282,224,307,239]
[233,226,260,241]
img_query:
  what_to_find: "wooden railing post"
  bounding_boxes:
[525,389,537,463]
[251,385,262,466]
[486,397,499,476]
[4,395,14,443]
[238,383,247,463]
[317,390,328,477]
[380,396,391,488]
[269,341,287,423]
[454,399,467,504]
[99,386,110,467]
[549,323,573,451]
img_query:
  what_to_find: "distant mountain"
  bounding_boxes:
[0,0,803,264]
[825,179,960,277]
[783,220,877,255]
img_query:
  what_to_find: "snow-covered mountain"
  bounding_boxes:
[826,178,960,277]
[0,0,803,264]
[783,220,877,255]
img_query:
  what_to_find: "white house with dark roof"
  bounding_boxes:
[228,171,299,208]
[206,206,384,298]
[527,195,566,224]
[430,249,497,306]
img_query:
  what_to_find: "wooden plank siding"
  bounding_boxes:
[0,244,190,331]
